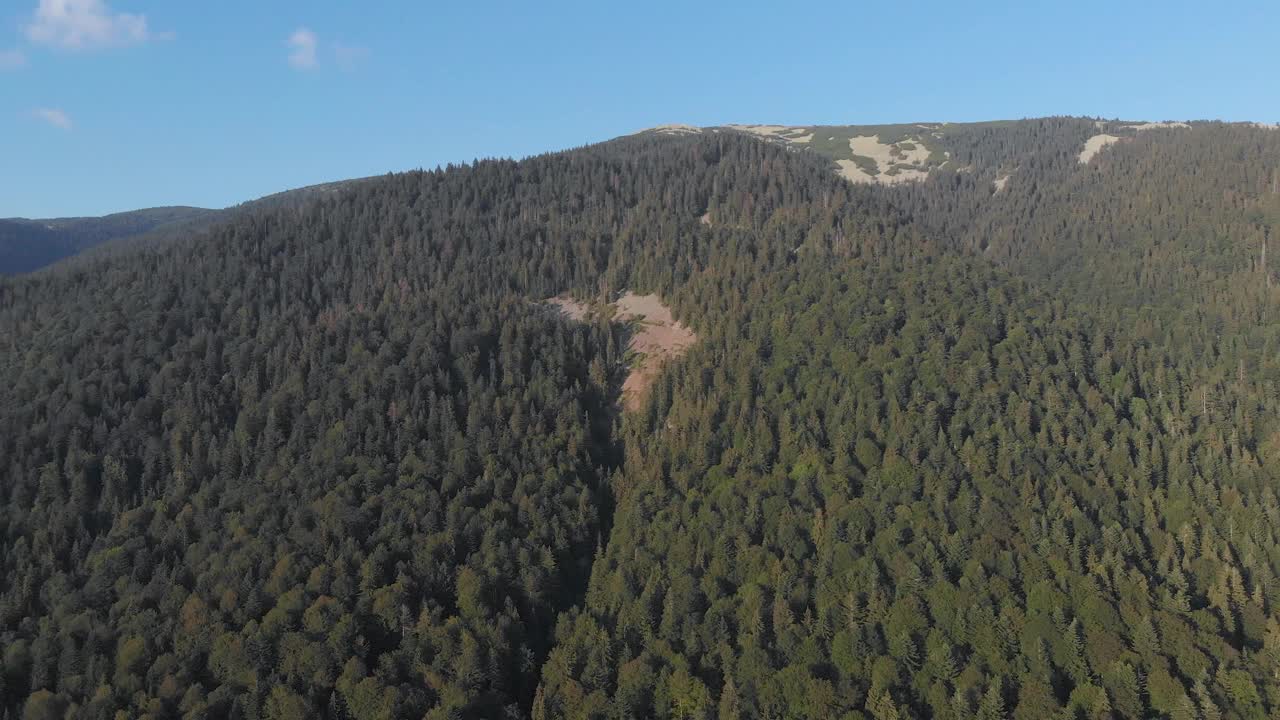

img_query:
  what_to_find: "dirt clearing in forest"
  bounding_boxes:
[547,295,590,321]
[1078,134,1123,163]
[1080,122,1191,163]
[546,292,696,411]
[615,293,697,410]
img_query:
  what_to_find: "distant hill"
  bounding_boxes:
[0,220,70,276]
[0,207,213,275]
[0,178,373,275]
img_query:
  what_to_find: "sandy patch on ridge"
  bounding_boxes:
[645,124,702,136]
[841,135,932,184]
[1125,121,1190,131]
[836,159,876,183]
[728,124,815,144]
[1079,134,1123,163]
[1080,122,1192,163]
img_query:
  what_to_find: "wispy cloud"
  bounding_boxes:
[334,43,369,71]
[26,0,149,50]
[33,108,73,130]
[287,27,317,70]
[0,49,27,70]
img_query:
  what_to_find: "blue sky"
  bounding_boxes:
[2,0,1277,217]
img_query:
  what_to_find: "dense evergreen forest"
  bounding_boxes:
[0,179,371,276]
[3,119,1280,719]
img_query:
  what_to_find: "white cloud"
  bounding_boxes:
[287,28,318,70]
[26,0,149,50]
[0,49,27,70]
[33,108,73,130]
[334,43,369,71]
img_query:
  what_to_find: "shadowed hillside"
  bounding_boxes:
[0,179,375,276]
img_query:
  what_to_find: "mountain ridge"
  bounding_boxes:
[7,116,1275,278]
[0,178,375,276]
[3,118,1280,718]
[642,117,1279,184]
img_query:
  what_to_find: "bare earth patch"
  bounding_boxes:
[546,295,590,321]
[1080,122,1191,163]
[643,124,702,136]
[712,124,950,186]
[843,135,933,184]
[1125,121,1190,131]
[615,292,697,410]
[546,292,696,411]
[993,174,1010,193]
[1079,134,1123,163]
[836,159,876,183]
[727,124,815,144]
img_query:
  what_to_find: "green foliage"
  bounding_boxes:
[536,123,1280,718]
[4,119,1280,720]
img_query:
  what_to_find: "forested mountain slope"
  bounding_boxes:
[539,254,1280,719]
[0,134,874,718]
[3,120,1280,719]
[0,207,215,276]
[545,119,1280,720]
[888,120,1280,327]
[0,179,373,277]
